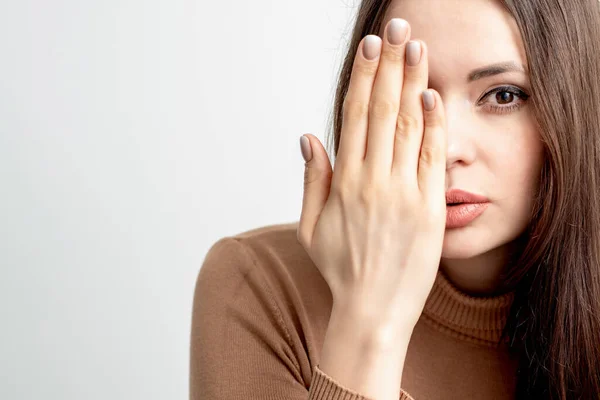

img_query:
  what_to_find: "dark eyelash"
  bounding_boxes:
[480,85,530,114]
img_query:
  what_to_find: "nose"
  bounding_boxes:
[444,100,477,170]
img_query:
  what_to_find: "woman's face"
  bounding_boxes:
[380,0,544,281]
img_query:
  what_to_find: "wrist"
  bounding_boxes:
[330,299,414,352]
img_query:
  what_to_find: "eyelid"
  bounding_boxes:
[479,85,529,104]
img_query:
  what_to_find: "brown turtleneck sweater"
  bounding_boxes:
[190,222,520,399]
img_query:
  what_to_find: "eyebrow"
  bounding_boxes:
[467,61,528,83]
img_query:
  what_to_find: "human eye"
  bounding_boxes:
[478,85,530,115]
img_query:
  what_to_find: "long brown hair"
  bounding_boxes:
[324,0,600,398]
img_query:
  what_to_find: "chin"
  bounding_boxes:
[440,228,489,259]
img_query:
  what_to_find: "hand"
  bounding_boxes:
[298,18,448,337]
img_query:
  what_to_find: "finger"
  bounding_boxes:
[417,89,447,203]
[364,18,411,177]
[391,40,429,184]
[334,35,382,182]
[297,134,333,249]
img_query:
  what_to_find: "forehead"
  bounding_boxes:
[380,0,528,81]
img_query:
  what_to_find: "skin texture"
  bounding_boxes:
[381,0,545,296]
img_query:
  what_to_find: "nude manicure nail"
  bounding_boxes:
[300,135,313,162]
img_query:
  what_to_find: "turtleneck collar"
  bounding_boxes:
[421,269,516,347]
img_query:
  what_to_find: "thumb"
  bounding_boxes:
[297,134,333,249]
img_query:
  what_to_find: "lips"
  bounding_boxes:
[445,202,489,228]
[445,188,490,205]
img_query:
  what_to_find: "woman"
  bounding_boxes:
[190,0,600,398]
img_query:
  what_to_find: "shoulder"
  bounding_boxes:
[199,221,304,281]
[196,221,332,323]
[193,221,334,382]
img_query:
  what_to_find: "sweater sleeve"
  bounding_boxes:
[310,365,415,400]
[190,237,415,400]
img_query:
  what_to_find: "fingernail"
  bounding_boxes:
[300,135,313,162]
[422,90,435,111]
[387,18,409,45]
[406,41,422,66]
[363,35,381,60]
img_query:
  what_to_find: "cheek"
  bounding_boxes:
[489,129,543,221]
[488,124,543,186]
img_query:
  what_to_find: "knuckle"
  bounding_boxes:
[370,97,399,120]
[343,99,369,121]
[396,111,419,136]
[419,144,443,166]
[381,47,404,63]
[358,179,389,206]
[331,177,349,199]
[354,61,379,77]
[331,173,354,200]
[357,184,374,205]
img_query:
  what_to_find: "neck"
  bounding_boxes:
[439,237,525,297]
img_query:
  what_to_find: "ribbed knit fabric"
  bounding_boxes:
[309,365,414,400]
[421,267,515,347]
[190,222,520,400]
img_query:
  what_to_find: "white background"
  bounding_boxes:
[0,1,356,399]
